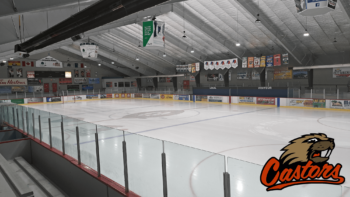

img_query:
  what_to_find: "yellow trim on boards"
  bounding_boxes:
[280,106,350,112]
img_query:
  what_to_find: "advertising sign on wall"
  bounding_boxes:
[254,57,260,68]
[88,78,100,84]
[134,93,143,98]
[59,78,72,84]
[143,21,165,49]
[208,96,223,102]
[101,94,113,99]
[333,68,350,78]
[143,94,150,98]
[11,86,25,93]
[313,99,326,108]
[0,87,12,94]
[196,95,208,102]
[160,94,173,100]
[0,78,27,86]
[274,54,281,66]
[11,99,25,104]
[28,78,42,85]
[237,71,251,80]
[67,85,80,91]
[74,78,87,84]
[82,85,93,91]
[36,56,63,68]
[28,98,44,103]
[289,99,313,107]
[150,94,160,99]
[47,97,62,102]
[293,70,308,79]
[274,68,293,80]
[330,100,350,109]
[239,97,254,104]
[257,97,275,105]
[27,86,43,93]
[27,71,35,78]
[260,56,266,67]
[282,53,289,65]
[87,95,99,99]
[178,95,190,101]
[8,61,21,66]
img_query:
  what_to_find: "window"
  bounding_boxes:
[118,82,124,87]
[125,82,130,87]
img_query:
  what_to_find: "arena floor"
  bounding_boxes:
[27,99,350,197]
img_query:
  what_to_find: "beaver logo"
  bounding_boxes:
[260,133,345,191]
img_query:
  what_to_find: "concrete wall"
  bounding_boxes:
[0,50,124,92]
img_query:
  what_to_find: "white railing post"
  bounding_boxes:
[323,89,325,99]
[311,89,313,98]
[337,89,339,99]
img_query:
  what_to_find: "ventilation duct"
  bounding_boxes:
[14,0,169,54]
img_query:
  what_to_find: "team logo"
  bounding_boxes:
[210,62,214,65]
[205,62,209,65]
[226,60,231,64]
[260,133,345,191]
[221,61,225,65]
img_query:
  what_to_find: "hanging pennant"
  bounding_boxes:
[242,57,248,68]
[204,62,209,70]
[232,58,238,69]
[209,62,215,70]
[214,61,220,70]
[220,60,225,70]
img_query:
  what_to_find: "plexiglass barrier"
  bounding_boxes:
[0,104,345,197]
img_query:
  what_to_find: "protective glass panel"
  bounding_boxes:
[62,116,79,160]
[40,110,51,145]
[28,108,34,136]
[49,112,63,151]
[76,120,97,171]
[343,187,350,197]
[165,141,224,197]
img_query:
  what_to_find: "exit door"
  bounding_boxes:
[44,83,50,93]
[52,83,57,93]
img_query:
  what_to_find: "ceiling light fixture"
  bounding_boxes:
[2,60,7,63]
[236,43,241,47]
[163,53,166,57]
[334,37,337,43]
[136,57,139,61]
[98,63,101,66]
[303,31,309,37]
[255,14,261,23]
[10,57,14,60]
[112,62,114,64]
[190,49,194,53]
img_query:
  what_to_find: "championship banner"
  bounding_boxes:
[282,53,289,65]
[333,68,350,78]
[0,78,27,86]
[248,57,254,68]
[36,56,63,68]
[22,61,34,67]
[242,57,248,68]
[289,99,313,107]
[239,97,254,104]
[274,68,293,80]
[219,60,226,70]
[266,55,274,67]
[260,56,266,67]
[74,78,87,84]
[59,78,72,84]
[293,70,308,79]
[143,21,165,49]
[80,43,99,58]
[257,97,275,105]
[252,71,260,80]
[214,62,220,70]
[191,63,196,73]
[8,61,21,66]
[254,57,260,68]
[274,54,281,66]
[209,62,215,70]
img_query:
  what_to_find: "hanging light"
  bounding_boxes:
[303,30,310,37]
[136,57,139,61]
[190,48,194,53]
[98,63,101,66]
[183,31,187,38]
[163,53,166,57]
[255,14,261,23]
[10,57,14,60]
[334,37,337,43]
[2,60,6,63]
[112,62,114,64]
[236,43,241,47]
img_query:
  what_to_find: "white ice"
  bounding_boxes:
[27,99,350,197]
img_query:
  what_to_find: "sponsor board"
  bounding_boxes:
[11,99,25,104]
[289,99,313,107]
[28,97,44,103]
[239,97,254,104]
[27,86,43,93]
[196,95,208,102]
[28,78,42,85]
[150,94,160,99]
[0,100,11,103]
[333,68,350,78]
[47,97,62,102]
[330,100,350,109]
[0,78,27,86]
[175,95,189,101]
[12,86,25,93]
[59,78,72,84]
[313,99,326,108]
[115,94,126,98]
[143,20,165,49]
[208,96,223,102]
[89,78,100,84]
[27,71,35,78]
[0,87,12,94]
[101,94,113,99]
[134,93,143,98]
[274,68,293,80]
[160,94,173,100]
[86,95,99,99]
[257,97,275,105]
[82,85,93,91]
[293,70,308,79]
[74,78,87,84]
[67,85,80,91]
[142,94,150,98]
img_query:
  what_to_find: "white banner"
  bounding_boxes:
[333,68,350,78]
[209,62,215,70]
[36,56,63,68]
[232,58,238,68]
[80,43,99,58]
[204,62,209,70]
[143,21,165,49]
[0,78,27,86]
[242,57,248,68]
[196,63,200,71]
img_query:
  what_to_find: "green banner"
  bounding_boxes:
[143,21,153,47]
[11,99,25,104]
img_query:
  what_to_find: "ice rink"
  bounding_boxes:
[27,99,350,196]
